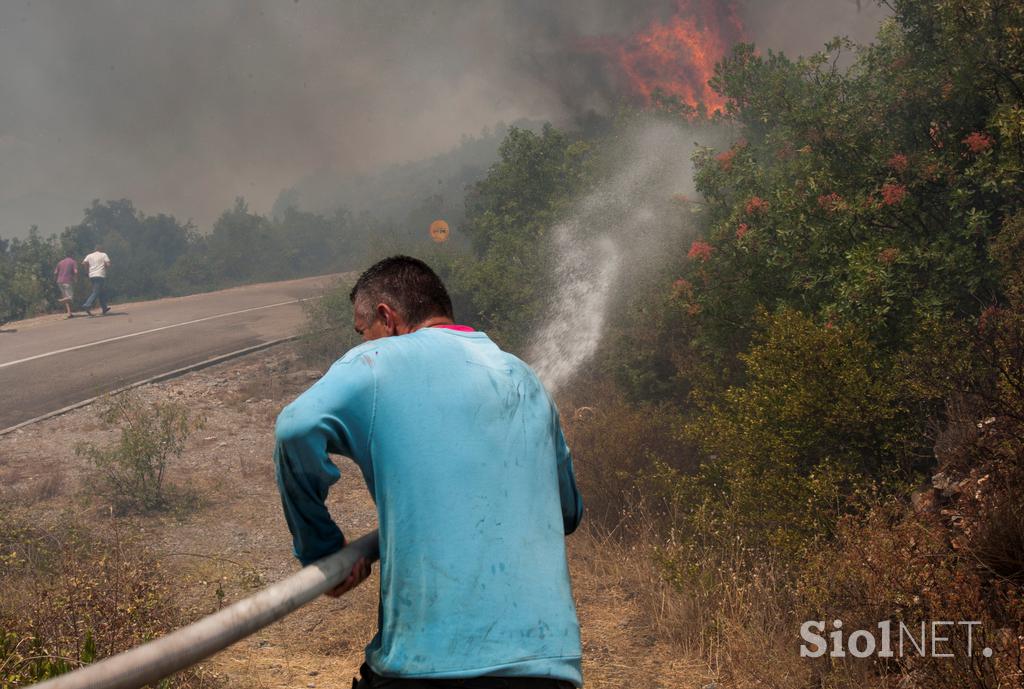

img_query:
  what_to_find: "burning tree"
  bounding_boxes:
[583,0,745,115]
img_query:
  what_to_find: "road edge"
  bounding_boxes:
[0,336,297,436]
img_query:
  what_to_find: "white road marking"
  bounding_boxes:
[0,299,304,370]
[0,336,297,436]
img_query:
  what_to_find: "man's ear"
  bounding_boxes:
[377,303,400,335]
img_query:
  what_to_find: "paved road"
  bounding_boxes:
[0,274,348,431]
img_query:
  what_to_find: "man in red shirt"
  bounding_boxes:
[53,251,78,319]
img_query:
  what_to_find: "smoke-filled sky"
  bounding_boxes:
[0,0,888,238]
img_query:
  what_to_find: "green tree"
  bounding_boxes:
[670,2,1020,371]
[452,125,591,350]
[622,0,1024,558]
[0,227,61,320]
[62,199,194,300]
[203,197,279,283]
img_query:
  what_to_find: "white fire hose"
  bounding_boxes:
[30,530,380,689]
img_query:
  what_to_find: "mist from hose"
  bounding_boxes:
[529,120,718,392]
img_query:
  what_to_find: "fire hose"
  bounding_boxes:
[29,530,380,689]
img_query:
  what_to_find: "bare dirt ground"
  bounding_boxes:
[0,344,704,688]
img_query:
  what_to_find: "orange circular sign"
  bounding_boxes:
[429,219,450,243]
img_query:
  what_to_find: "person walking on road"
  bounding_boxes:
[274,256,584,689]
[53,251,78,319]
[81,246,111,316]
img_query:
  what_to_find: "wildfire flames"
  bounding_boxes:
[593,0,744,114]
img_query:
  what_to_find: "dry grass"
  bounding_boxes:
[558,380,719,686]
[0,510,220,688]
[555,373,1023,688]
[565,494,813,689]
[16,472,64,504]
[23,347,1018,688]
[1,347,713,688]
[569,522,715,688]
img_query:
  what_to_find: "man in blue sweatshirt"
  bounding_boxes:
[274,256,583,688]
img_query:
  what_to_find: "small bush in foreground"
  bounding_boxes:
[76,391,200,514]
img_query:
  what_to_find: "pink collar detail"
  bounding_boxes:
[431,324,475,332]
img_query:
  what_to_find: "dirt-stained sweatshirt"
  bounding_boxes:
[274,326,583,686]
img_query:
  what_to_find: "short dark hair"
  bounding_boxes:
[349,255,454,325]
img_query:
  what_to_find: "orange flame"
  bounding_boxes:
[601,0,744,113]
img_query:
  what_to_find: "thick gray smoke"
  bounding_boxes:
[0,0,887,238]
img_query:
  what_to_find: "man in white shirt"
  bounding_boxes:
[81,246,112,316]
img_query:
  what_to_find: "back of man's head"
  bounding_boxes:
[350,255,453,326]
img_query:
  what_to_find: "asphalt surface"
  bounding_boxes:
[0,274,346,431]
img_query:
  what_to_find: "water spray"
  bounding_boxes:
[529,120,721,392]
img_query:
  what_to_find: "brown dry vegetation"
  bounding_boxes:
[0,345,708,689]
[555,363,1024,689]
[5,336,1022,688]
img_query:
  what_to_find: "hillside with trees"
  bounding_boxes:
[0,124,527,324]
[0,197,386,323]
[2,1,1022,686]
[362,2,1021,685]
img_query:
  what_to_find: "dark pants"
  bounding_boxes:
[352,664,575,689]
[83,277,107,311]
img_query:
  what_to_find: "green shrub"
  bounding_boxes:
[76,392,200,514]
[669,308,928,556]
[0,629,93,687]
